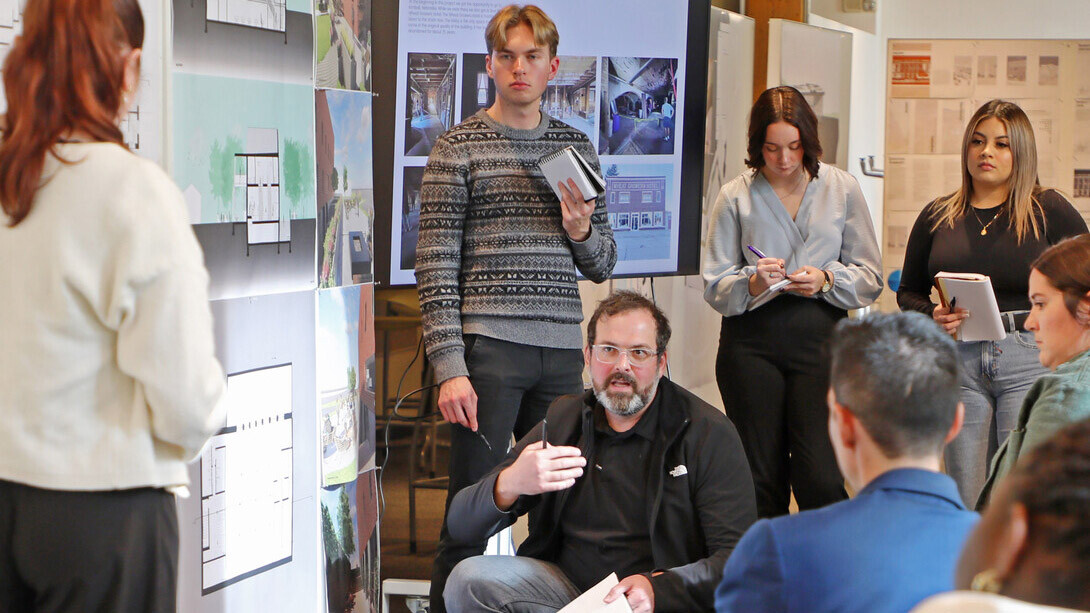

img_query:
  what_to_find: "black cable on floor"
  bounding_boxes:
[377,381,440,523]
[377,331,436,523]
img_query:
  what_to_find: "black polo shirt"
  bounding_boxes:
[555,392,660,591]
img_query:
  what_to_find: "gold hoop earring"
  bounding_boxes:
[970,568,1003,593]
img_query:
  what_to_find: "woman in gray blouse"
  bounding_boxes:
[702,86,882,518]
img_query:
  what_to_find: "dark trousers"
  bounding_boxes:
[429,335,584,613]
[715,295,848,518]
[0,479,179,613]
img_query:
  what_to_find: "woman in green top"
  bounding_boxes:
[977,234,1090,509]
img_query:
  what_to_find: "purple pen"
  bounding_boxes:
[747,245,768,259]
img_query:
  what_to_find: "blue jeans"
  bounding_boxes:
[444,555,581,613]
[948,330,1045,506]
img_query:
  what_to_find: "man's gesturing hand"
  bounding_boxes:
[438,376,478,431]
[493,442,586,510]
[604,574,655,613]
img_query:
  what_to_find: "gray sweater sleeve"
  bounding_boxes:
[415,136,471,383]
[702,180,758,317]
[823,171,884,310]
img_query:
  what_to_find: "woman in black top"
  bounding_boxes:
[898,100,1086,506]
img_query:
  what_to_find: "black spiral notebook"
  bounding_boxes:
[539,146,606,202]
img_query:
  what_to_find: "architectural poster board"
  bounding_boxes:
[881,38,1090,311]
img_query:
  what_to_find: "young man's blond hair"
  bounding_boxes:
[484,4,558,57]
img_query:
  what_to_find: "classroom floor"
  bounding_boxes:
[378,424,450,613]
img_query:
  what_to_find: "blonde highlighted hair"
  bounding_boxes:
[484,5,558,58]
[929,99,1044,243]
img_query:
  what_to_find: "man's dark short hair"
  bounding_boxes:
[587,291,671,355]
[829,312,959,459]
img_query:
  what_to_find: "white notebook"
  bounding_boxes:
[539,146,606,202]
[749,278,793,310]
[934,271,1007,342]
[558,573,633,613]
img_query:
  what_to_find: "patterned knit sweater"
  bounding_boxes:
[416,110,616,383]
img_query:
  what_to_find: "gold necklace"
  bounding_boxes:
[972,206,1003,236]
[771,169,806,202]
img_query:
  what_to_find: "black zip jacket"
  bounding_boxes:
[446,378,757,611]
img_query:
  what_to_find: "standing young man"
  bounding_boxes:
[415,5,617,610]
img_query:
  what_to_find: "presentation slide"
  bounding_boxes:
[386,0,697,285]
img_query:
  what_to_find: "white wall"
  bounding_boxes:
[881,0,1090,39]
[807,12,886,243]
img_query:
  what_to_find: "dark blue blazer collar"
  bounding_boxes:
[858,468,967,510]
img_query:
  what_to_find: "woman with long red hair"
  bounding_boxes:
[0,1,225,610]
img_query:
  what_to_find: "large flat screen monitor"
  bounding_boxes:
[373,0,709,286]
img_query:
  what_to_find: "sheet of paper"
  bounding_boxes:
[558,573,634,613]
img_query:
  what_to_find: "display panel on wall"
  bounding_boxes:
[316,90,376,288]
[767,19,853,172]
[315,0,372,91]
[320,470,379,613]
[178,290,320,612]
[880,38,1090,311]
[317,284,377,487]
[0,0,166,163]
[172,0,318,300]
[372,0,709,286]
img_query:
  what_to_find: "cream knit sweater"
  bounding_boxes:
[0,143,226,491]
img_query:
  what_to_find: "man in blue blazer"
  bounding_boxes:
[715,312,979,613]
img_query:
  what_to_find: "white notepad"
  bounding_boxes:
[934,271,1007,342]
[539,146,606,202]
[749,278,793,310]
[558,573,634,613]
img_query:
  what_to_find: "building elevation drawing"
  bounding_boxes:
[207,0,287,32]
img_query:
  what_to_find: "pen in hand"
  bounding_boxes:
[747,245,768,259]
[748,244,787,279]
[541,419,548,450]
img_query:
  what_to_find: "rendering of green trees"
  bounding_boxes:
[338,488,356,558]
[209,135,242,219]
[321,502,341,559]
[282,138,314,216]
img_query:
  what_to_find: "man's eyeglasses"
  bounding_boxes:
[591,344,660,366]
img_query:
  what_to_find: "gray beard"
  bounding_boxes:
[594,376,660,417]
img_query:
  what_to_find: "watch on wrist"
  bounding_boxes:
[820,270,833,293]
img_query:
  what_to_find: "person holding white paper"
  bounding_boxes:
[976,235,1090,508]
[443,292,756,612]
[702,86,882,519]
[897,100,1087,506]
